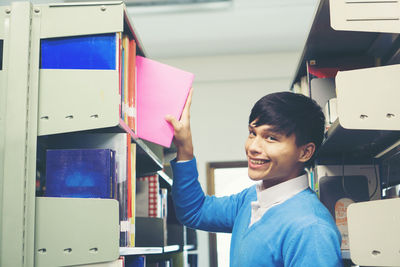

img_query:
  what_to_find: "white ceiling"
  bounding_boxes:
[22,0,318,59]
[127,0,319,59]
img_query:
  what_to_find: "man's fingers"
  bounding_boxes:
[182,88,193,117]
[165,114,180,130]
[186,88,193,108]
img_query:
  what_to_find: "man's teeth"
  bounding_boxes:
[250,159,268,165]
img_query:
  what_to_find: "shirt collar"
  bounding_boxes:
[255,173,309,208]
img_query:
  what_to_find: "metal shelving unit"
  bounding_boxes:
[0,2,185,266]
[291,0,400,265]
[291,0,400,88]
[292,0,400,164]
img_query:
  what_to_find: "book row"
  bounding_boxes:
[36,132,169,247]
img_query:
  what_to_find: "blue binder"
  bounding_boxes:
[45,148,116,198]
[40,33,116,70]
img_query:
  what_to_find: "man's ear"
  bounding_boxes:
[298,142,316,163]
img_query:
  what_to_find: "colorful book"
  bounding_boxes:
[121,40,126,121]
[136,55,194,147]
[126,135,133,246]
[128,38,137,131]
[130,142,137,247]
[118,32,122,119]
[136,179,149,217]
[127,135,132,219]
[45,148,116,198]
[123,35,129,124]
[136,174,160,218]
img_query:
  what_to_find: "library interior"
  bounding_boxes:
[1,0,400,266]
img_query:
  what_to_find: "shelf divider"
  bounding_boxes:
[35,197,120,267]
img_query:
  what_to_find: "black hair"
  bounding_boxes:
[249,91,325,167]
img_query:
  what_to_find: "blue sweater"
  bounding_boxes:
[171,158,343,267]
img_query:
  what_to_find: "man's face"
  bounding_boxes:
[245,121,305,188]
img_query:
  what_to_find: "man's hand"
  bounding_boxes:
[165,88,194,161]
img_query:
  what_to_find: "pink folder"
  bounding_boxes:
[136,56,194,147]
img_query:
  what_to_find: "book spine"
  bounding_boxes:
[147,174,159,218]
[127,135,132,219]
[121,43,125,122]
[128,39,137,131]
[123,35,129,125]
[118,32,122,119]
[130,143,137,247]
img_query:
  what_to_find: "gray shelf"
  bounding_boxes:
[292,0,400,165]
[183,245,196,251]
[120,247,163,256]
[291,0,399,87]
[119,245,181,256]
[317,119,400,165]
[158,170,173,187]
[0,2,173,266]
[163,245,180,253]
[33,0,169,180]
[291,2,400,266]
[118,119,164,176]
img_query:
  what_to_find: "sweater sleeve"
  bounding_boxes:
[171,157,249,233]
[284,222,343,267]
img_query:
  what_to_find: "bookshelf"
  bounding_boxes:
[292,0,400,164]
[291,0,400,265]
[0,1,195,267]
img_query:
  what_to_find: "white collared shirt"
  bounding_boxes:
[249,174,309,227]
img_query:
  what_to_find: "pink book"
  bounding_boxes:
[136,56,194,147]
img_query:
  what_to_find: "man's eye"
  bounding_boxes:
[249,131,256,136]
[266,136,277,141]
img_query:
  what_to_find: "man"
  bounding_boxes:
[165,90,342,266]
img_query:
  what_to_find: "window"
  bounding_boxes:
[206,162,257,267]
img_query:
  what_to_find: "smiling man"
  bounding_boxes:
[165,90,343,267]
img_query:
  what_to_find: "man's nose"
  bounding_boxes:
[248,136,263,154]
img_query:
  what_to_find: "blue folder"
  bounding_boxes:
[45,148,116,198]
[40,33,116,70]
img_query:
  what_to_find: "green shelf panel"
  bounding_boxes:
[35,197,120,267]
